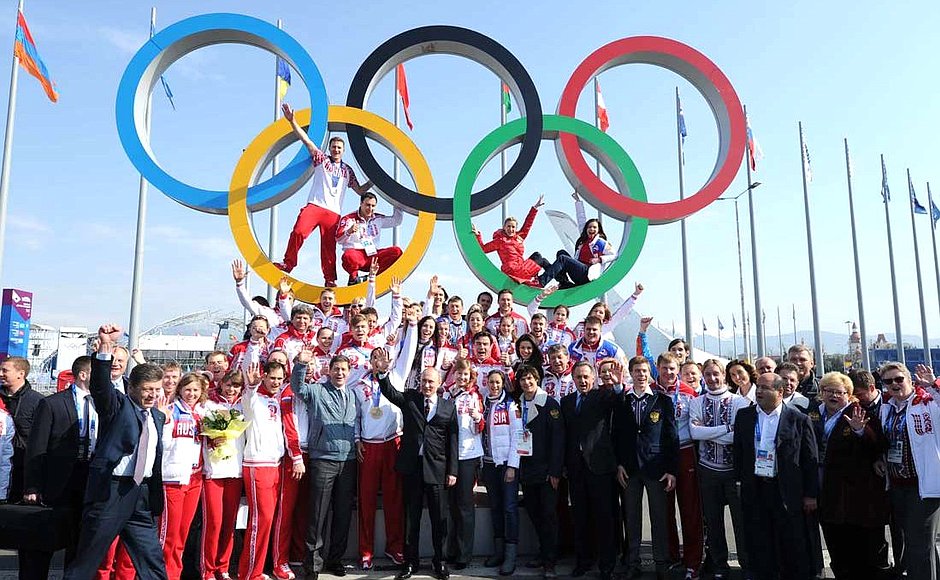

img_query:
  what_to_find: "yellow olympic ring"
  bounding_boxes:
[228,105,436,305]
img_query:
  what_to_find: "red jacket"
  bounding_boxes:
[476,205,542,286]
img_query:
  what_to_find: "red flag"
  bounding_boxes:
[596,80,609,132]
[396,63,413,130]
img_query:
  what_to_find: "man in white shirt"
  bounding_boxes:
[276,103,373,286]
[64,324,167,580]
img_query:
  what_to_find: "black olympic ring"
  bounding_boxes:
[345,25,543,220]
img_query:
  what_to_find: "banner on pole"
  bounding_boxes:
[0,288,32,359]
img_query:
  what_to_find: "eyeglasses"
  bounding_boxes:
[821,389,847,396]
[882,376,906,385]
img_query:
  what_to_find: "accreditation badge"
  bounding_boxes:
[516,429,533,456]
[362,237,378,256]
[755,448,776,477]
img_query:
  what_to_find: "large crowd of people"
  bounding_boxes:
[1,263,939,580]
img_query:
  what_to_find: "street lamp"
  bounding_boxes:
[717,181,762,360]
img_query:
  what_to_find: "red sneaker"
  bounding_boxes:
[273,262,294,273]
[271,563,295,580]
[386,551,405,566]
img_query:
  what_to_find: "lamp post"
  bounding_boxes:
[717,181,762,362]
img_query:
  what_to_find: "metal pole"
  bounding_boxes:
[798,122,824,376]
[732,317,738,359]
[792,304,797,346]
[593,77,601,179]
[266,18,283,305]
[128,6,155,357]
[744,106,764,357]
[0,0,25,285]
[928,183,940,362]
[882,155,905,363]
[907,169,931,368]
[500,81,507,222]
[843,139,870,369]
[717,318,722,358]
[732,199,751,362]
[392,62,400,247]
[677,88,692,351]
[777,306,784,357]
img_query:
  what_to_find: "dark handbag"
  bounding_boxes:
[0,503,74,551]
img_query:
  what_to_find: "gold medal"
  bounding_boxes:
[370,406,383,419]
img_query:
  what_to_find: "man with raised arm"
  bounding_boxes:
[275,103,373,285]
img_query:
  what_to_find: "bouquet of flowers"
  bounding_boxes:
[201,408,250,462]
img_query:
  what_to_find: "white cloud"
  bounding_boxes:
[98,26,147,55]
[9,215,52,234]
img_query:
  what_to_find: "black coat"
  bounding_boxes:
[378,374,458,485]
[85,357,164,515]
[518,391,564,485]
[614,390,678,479]
[0,381,43,452]
[733,404,818,512]
[560,387,620,476]
[24,388,86,503]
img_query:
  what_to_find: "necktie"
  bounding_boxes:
[80,397,91,461]
[133,410,152,485]
[424,397,431,419]
[577,393,583,413]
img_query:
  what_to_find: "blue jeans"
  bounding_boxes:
[482,462,520,543]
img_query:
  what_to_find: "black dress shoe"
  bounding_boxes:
[434,562,450,580]
[395,564,415,580]
[323,561,347,576]
[571,564,591,577]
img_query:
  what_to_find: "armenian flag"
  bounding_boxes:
[13,10,57,102]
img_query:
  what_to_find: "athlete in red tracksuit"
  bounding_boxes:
[335,193,403,284]
[473,197,548,287]
[160,374,206,580]
[201,371,246,580]
[239,361,304,580]
[229,316,272,374]
[275,103,372,284]
[454,332,512,393]
[352,318,417,568]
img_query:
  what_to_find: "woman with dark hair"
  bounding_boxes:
[406,315,441,390]
[725,359,758,402]
[537,192,616,288]
[513,334,544,384]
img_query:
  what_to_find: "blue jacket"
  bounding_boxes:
[85,356,164,515]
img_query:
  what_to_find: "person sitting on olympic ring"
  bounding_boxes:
[537,191,616,289]
[336,192,403,285]
[472,195,559,288]
[274,103,373,286]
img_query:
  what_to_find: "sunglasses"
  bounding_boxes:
[882,376,906,385]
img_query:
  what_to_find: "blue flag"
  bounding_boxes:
[910,176,928,215]
[882,157,891,203]
[931,199,940,230]
[718,318,725,331]
[150,21,175,110]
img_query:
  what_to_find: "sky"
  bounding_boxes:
[2,0,939,352]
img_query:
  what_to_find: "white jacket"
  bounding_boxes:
[352,323,415,443]
[444,386,485,460]
[0,408,13,500]
[690,389,750,472]
[880,387,940,498]
[161,400,203,485]
[202,397,245,480]
[336,209,403,251]
[242,383,286,468]
[484,392,521,468]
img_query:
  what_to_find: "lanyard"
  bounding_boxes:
[886,404,907,442]
[522,399,530,425]
[370,376,381,407]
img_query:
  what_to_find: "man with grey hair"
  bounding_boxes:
[755,356,777,376]
[375,352,458,580]
[110,346,129,393]
[787,345,819,400]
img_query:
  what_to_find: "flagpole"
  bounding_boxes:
[391,64,402,249]
[798,122,824,376]
[593,77,601,179]
[677,88,692,352]
[744,106,765,357]
[500,81,507,222]
[907,169,931,368]
[717,318,722,358]
[0,0,25,285]
[928,183,940,334]
[732,317,738,358]
[265,18,283,304]
[792,304,797,346]
[777,306,783,357]
[843,139,870,369]
[882,155,905,363]
[127,6,155,361]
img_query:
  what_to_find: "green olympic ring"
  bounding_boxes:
[452,114,649,308]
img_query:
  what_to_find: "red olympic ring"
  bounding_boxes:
[557,36,747,225]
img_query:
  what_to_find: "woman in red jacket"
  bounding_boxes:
[473,196,554,287]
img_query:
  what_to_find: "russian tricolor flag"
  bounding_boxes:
[14,10,57,102]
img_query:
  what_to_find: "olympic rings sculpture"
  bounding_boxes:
[115,13,746,306]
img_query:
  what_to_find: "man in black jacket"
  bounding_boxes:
[0,355,43,502]
[560,361,622,580]
[20,356,95,577]
[375,348,457,580]
[614,356,678,580]
[63,324,167,580]
[515,363,564,579]
[733,372,818,580]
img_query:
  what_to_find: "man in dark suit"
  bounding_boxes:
[19,356,95,578]
[0,355,43,502]
[561,361,622,580]
[733,372,818,580]
[374,347,458,580]
[614,356,678,580]
[63,324,168,580]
